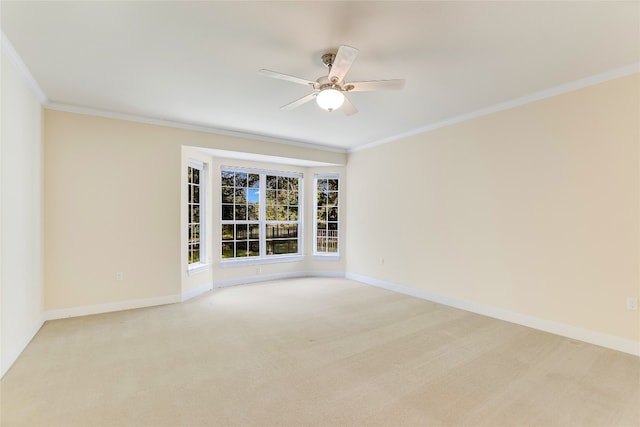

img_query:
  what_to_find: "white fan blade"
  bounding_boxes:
[340,95,358,116]
[346,79,405,92]
[280,92,318,110]
[259,69,316,87]
[328,45,359,83]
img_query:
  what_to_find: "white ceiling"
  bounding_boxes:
[2,1,638,152]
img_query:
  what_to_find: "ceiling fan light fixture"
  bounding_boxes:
[316,88,344,112]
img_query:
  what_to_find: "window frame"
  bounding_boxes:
[187,160,207,270]
[220,166,303,265]
[313,173,340,258]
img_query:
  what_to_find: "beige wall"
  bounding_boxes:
[1,50,44,375]
[346,74,639,343]
[45,110,347,310]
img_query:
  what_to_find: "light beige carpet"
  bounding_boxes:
[1,277,639,426]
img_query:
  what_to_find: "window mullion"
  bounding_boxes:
[259,173,266,258]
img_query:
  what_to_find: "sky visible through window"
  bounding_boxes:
[247,188,260,203]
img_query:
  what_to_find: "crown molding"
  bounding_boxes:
[43,101,348,154]
[351,63,640,153]
[1,30,47,103]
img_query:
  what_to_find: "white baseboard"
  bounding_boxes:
[41,272,346,321]
[213,270,346,289]
[181,283,214,301]
[346,272,640,357]
[1,316,45,379]
[213,272,309,288]
[304,271,346,278]
[44,294,181,321]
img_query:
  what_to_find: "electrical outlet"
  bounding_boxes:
[116,272,124,281]
[626,297,638,311]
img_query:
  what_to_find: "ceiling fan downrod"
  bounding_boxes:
[321,52,336,68]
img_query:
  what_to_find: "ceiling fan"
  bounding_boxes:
[259,45,405,115]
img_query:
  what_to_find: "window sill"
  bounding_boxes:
[220,255,304,267]
[312,254,341,261]
[187,263,210,276]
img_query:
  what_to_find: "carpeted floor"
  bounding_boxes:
[1,277,639,426]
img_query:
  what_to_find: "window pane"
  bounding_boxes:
[317,191,327,207]
[222,224,234,240]
[266,205,276,221]
[328,179,338,191]
[285,224,298,238]
[188,167,193,183]
[266,224,276,239]
[189,225,200,243]
[273,239,297,255]
[222,205,234,220]
[235,188,246,204]
[235,172,247,187]
[328,222,338,231]
[328,191,338,206]
[248,173,260,188]
[249,224,260,239]
[235,205,247,220]
[236,241,248,257]
[317,221,327,232]
[247,188,259,204]
[289,178,299,191]
[328,207,338,221]
[236,224,248,240]
[317,208,327,222]
[222,187,234,203]
[277,206,288,221]
[192,168,200,183]
[316,238,327,253]
[191,185,200,204]
[266,175,277,189]
[248,240,259,256]
[288,206,298,221]
[326,226,338,253]
[265,190,276,205]
[273,240,287,255]
[277,176,287,189]
[221,171,234,187]
[317,179,327,192]
[221,242,234,258]
[277,190,287,205]
[247,204,259,221]
[190,205,200,223]
[191,244,200,262]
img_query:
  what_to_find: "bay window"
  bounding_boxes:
[221,167,301,261]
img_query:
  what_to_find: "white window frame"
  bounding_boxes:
[220,166,303,265]
[313,173,340,258]
[188,160,207,272]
